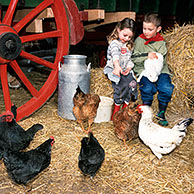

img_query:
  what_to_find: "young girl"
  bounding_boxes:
[104,18,137,120]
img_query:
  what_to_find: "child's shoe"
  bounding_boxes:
[157,110,168,126]
[122,102,128,109]
[111,104,121,120]
[157,103,168,126]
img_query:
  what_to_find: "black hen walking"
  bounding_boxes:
[78,132,105,178]
[2,136,55,185]
[0,105,43,152]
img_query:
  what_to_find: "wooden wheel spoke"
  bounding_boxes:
[2,0,19,25]
[13,0,54,32]
[10,61,39,97]
[0,0,70,121]
[20,50,56,70]
[20,30,62,43]
[0,65,12,110]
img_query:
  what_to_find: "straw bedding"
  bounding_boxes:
[0,24,194,194]
[163,24,194,113]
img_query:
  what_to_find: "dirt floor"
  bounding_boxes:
[0,76,194,194]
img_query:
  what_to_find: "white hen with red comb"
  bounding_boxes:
[137,105,193,159]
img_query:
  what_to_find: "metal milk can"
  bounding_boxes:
[58,55,91,120]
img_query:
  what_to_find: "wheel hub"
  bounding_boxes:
[0,32,22,60]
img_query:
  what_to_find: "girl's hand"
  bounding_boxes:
[148,52,158,59]
[113,60,122,77]
[121,67,132,75]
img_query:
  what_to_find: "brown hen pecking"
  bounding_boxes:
[113,102,141,146]
[73,86,100,133]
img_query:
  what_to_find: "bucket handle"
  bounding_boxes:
[87,62,91,72]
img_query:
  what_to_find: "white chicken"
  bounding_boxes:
[137,52,163,83]
[137,104,193,159]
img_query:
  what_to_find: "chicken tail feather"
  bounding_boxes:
[173,118,193,132]
[26,124,43,138]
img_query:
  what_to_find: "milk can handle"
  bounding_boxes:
[87,62,91,72]
[58,61,62,71]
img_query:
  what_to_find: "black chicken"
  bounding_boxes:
[0,141,5,160]
[78,132,105,178]
[0,105,43,152]
[2,136,55,185]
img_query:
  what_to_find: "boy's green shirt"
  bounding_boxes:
[131,36,171,77]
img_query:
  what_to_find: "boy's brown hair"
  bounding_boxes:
[144,12,161,27]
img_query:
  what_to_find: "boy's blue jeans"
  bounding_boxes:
[139,73,174,105]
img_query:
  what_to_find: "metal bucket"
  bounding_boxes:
[58,55,91,120]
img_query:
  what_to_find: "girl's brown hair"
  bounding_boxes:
[107,17,135,50]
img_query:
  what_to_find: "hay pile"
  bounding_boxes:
[90,68,113,98]
[0,91,194,194]
[163,24,194,113]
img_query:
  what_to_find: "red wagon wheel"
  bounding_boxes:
[0,0,70,121]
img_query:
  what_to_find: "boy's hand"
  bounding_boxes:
[113,60,122,77]
[121,67,132,75]
[148,52,158,59]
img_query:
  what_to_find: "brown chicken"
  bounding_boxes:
[73,86,100,133]
[113,102,141,146]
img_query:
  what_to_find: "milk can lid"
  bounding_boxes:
[63,55,87,59]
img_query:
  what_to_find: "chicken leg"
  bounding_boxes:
[77,120,88,133]
[123,139,127,147]
[87,118,94,133]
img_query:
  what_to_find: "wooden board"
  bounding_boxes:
[84,9,105,21]
[5,8,55,33]
[13,8,54,21]
[26,19,43,33]
[84,11,136,30]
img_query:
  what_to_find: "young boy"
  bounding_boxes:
[132,12,174,126]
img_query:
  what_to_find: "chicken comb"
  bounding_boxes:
[136,104,143,114]
[136,104,146,109]
[50,136,55,146]
[136,104,142,109]
[0,111,14,122]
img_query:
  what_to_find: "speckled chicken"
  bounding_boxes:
[73,86,100,133]
[113,102,141,146]
[78,132,105,178]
